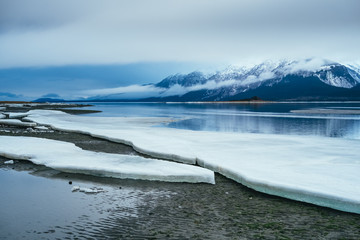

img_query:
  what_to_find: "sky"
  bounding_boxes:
[0,0,359,100]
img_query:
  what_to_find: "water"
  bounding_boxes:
[0,167,173,239]
[83,102,360,139]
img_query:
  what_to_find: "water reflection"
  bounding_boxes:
[168,114,360,139]
[0,165,173,240]
[86,102,360,139]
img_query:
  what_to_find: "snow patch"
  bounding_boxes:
[315,71,354,88]
[4,160,14,165]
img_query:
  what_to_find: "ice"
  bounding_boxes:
[8,112,29,119]
[0,107,6,111]
[34,126,49,130]
[24,110,360,214]
[3,104,24,107]
[71,186,106,194]
[0,113,5,119]
[0,119,37,127]
[71,186,80,192]
[0,136,215,184]
[4,160,14,164]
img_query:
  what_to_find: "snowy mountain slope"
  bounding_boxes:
[147,59,360,101]
[84,58,360,102]
[155,71,207,88]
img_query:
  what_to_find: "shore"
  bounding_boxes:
[1,104,360,239]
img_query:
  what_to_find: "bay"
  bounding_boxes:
[82,102,360,139]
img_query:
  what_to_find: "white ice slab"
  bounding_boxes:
[25,110,360,214]
[0,113,5,119]
[34,126,49,130]
[0,136,214,184]
[71,186,106,194]
[8,112,29,119]
[3,104,24,107]
[4,160,14,164]
[0,119,37,127]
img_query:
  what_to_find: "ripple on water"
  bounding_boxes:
[0,167,175,239]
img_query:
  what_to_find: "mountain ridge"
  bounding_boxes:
[35,58,360,102]
[140,59,360,101]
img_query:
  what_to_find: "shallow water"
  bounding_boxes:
[84,102,360,139]
[0,166,174,239]
[2,161,360,240]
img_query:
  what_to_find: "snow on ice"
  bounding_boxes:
[22,110,360,214]
[0,136,215,184]
[8,112,29,119]
[0,119,37,127]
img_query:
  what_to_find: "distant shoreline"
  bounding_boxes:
[4,100,360,105]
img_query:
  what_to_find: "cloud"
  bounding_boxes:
[83,79,243,99]
[0,92,26,101]
[0,0,359,69]
[285,58,329,74]
[83,84,161,95]
[41,93,61,98]
[0,92,19,98]
[242,72,276,85]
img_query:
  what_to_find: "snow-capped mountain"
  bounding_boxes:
[155,71,207,88]
[82,58,360,102]
[145,59,360,101]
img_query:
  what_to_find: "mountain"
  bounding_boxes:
[140,59,360,101]
[81,58,360,102]
[155,71,207,88]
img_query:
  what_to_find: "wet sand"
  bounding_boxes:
[1,105,360,239]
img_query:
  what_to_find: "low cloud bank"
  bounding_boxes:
[81,58,343,100]
[82,80,239,99]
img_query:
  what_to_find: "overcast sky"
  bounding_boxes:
[1,0,359,68]
[0,0,359,100]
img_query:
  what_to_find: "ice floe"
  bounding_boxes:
[34,126,49,130]
[8,112,29,119]
[0,113,5,119]
[0,136,214,184]
[0,119,37,127]
[24,110,360,214]
[4,160,14,165]
[71,186,106,194]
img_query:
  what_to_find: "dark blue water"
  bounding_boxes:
[82,102,360,139]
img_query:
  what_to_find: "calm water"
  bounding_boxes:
[0,167,173,239]
[84,102,360,139]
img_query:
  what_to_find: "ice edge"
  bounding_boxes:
[23,111,360,214]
